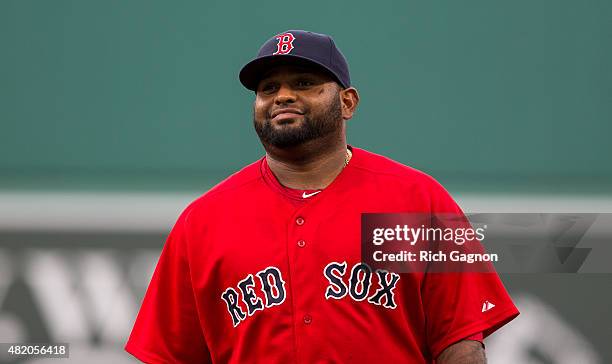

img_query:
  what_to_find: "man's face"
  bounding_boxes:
[253,64,343,149]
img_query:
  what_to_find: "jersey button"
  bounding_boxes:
[297,240,306,248]
[296,217,305,226]
[303,314,312,325]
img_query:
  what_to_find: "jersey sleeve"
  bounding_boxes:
[125,208,212,364]
[422,179,520,359]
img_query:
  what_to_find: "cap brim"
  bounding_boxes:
[239,54,343,91]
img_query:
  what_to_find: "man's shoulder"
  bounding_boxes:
[185,158,265,211]
[351,147,461,212]
[352,147,440,187]
[206,158,264,196]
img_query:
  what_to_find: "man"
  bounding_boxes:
[126,30,519,363]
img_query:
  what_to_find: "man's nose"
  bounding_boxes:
[274,84,297,104]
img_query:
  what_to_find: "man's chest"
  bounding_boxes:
[191,208,411,321]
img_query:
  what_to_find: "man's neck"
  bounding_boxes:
[265,139,349,190]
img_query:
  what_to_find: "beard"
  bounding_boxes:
[253,94,343,149]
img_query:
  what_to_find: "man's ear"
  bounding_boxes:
[340,87,360,120]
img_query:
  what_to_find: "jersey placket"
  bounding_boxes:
[286,203,320,363]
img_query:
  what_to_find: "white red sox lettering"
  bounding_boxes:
[221,262,401,327]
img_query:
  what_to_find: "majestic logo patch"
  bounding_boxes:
[273,32,295,55]
[482,300,495,312]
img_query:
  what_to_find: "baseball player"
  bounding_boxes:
[126,30,519,363]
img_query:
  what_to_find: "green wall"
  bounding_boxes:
[2,1,611,192]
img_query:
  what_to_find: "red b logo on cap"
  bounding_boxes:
[273,33,295,55]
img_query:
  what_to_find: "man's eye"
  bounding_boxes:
[260,83,277,93]
[297,80,313,87]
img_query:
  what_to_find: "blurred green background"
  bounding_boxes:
[1,0,611,193]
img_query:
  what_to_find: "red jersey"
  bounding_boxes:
[126,146,519,363]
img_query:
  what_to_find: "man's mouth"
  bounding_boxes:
[270,108,304,120]
[270,108,304,123]
[272,113,303,123]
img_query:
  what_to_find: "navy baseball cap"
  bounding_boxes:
[239,30,351,91]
